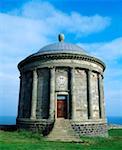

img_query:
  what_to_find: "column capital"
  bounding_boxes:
[70,66,75,70]
[101,74,104,79]
[19,75,22,79]
[85,69,92,73]
[33,68,37,71]
[87,69,92,79]
[48,66,55,69]
[19,72,26,79]
[98,73,104,79]
[88,69,92,72]
[32,69,37,75]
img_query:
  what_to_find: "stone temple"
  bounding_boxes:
[16,34,108,141]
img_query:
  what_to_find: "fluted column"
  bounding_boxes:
[49,67,55,120]
[87,70,93,119]
[30,69,38,119]
[71,67,76,120]
[99,74,105,118]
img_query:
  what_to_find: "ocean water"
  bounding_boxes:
[0,116,122,125]
[107,116,122,125]
[0,116,16,125]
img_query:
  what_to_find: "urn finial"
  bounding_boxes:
[58,33,64,42]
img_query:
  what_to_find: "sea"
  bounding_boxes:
[0,116,122,125]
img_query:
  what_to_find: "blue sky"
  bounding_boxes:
[0,0,122,117]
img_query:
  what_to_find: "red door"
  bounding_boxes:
[57,100,67,118]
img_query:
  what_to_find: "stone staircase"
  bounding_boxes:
[45,119,81,142]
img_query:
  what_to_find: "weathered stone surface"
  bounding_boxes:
[16,118,54,135]
[56,68,68,91]
[17,39,107,140]
[71,121,108,136]
[20,71,32,118]
[46,119,81,142]
[91,72,99,119]
[30,70,38,119]
[75,69,87,120]
[49,67,55,120]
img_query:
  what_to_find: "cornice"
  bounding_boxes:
[18,53,106,71]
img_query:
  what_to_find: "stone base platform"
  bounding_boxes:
[16,118,108,138]
[70,121,108,137]
[16,118,54,135]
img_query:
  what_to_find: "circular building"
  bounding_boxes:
[16,34,107,137]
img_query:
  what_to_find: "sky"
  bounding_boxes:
[0,0,122,117]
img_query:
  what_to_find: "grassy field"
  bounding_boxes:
[0,129,122,150]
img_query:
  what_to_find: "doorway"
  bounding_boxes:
[57,95,67,118]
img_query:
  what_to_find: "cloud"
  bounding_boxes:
[78,38,122,116]
[0,0,111,60]
[78,38,122,83]
[8,0,111,35]
[0,0,112,75]
[0,0,117,116]
[78,37,122,61]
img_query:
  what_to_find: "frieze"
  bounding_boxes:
[18,53,105,71]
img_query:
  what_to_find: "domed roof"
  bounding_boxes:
[30,34,88,57]
[33,42,88,56]
[18,34,105,71]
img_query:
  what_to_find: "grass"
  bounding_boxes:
[0,129,122,150]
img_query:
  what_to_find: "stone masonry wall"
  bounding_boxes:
[17,119,108,137]
[71,122,108,136]
[17,120,54,136]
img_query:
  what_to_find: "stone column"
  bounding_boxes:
[87,70,93,119]
[100,74,105,118]
[17,73,25,118]
[30,69,38,119]
[71,67,76,120]
[98,73,102,118]
[17,74,22,118]
[49,67,55,120]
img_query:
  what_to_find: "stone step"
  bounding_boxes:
[47,138,79,141]
[47,129,76,134]
[47,135,78,138]
[46,137,81,142]
[47,133,75,136]
[46,119,81,142]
